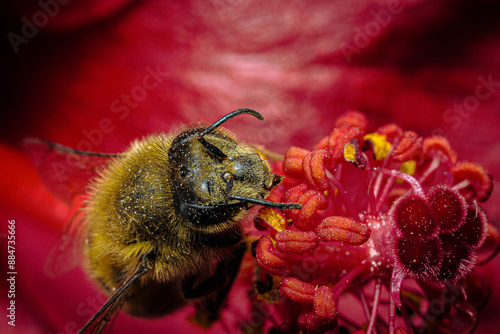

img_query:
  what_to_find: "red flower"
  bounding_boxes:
[255,111,497,332]
[1,0,499,333]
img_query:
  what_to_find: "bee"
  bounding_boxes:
[25,109,301,334]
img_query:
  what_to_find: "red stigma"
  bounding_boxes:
[392,193,436,237]
[428,186,467,233]
[248,110,498,333]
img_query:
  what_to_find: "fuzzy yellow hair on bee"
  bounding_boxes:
[26,108,301,334]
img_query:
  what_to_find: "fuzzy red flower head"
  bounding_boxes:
[251,111,498,333]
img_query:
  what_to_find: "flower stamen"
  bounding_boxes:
[251,110,497,332]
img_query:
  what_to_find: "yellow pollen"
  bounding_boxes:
[255,150,266,160]
[400,160,416,176]
[255,275,282,303]
[396,160,416,183]
[363,133,391,160]
[259,208,287,232]
[343,143,356,162]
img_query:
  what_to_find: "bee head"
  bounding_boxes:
[167,109,301,247]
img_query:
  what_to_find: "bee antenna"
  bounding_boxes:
[199,108,264,137]
[229,195,302,210]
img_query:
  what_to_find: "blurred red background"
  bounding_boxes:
[1,0,499,333]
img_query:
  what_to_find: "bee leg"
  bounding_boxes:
[77,253,154,334]
[183,242,247,325]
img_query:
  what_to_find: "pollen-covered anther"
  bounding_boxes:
[280,279,337,332]
[363,132,391,160]
[343,138,367,168]
[281,183,308,219]
[391,192,437,237]
[313,135,329,151]
[256,208,287,233]
[428,186,467,233]
[298,288,338,334]
[335,110,368,133]
[254,217,277,236]
[298,308,337,333]
[328,124,363,162]
[422,136,457,164]
[283,146,311,178]
[313,285,337,322]
[375,123,404,143]
[303,149,330,191]
[290,189,329,231]
[275,230,319,254]
[261,109,496,332]
[391,130,423,162]
[452,161,493,202]
[316,216,371,245]
[297,308,321,333]
[256,236,296,276]
[396,236,443,279]
[280,277,316,303]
